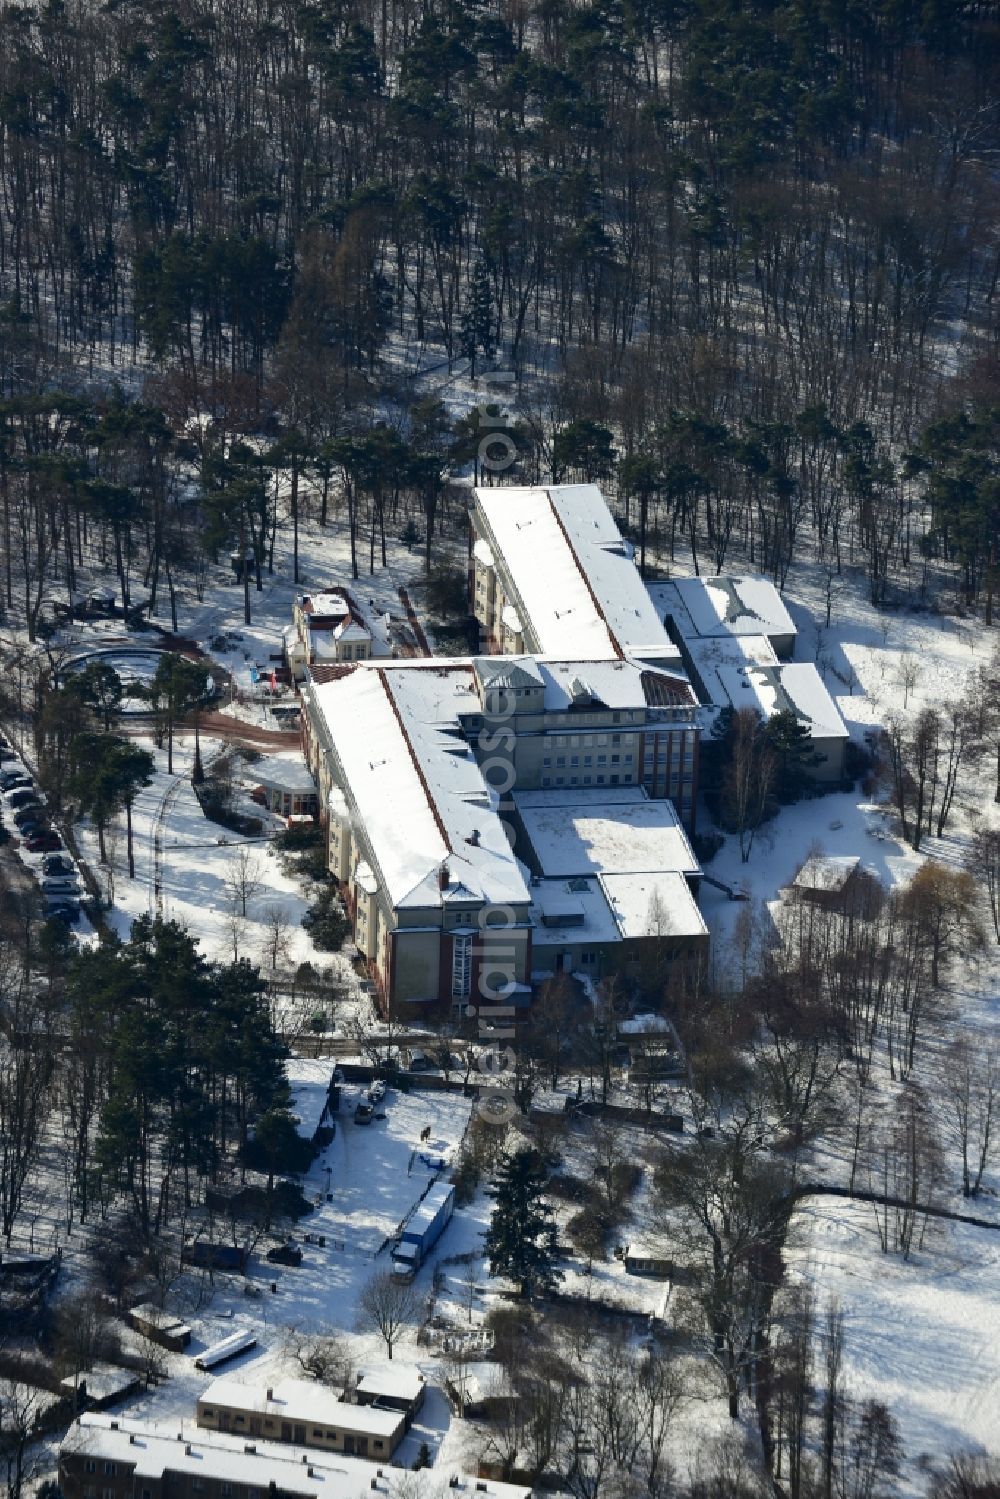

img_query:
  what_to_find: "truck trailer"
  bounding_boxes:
[392,1182,455,1281]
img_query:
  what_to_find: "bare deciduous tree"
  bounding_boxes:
[941,1038,997,1199]
[226,847,264,918]
[357,1270,416,1361]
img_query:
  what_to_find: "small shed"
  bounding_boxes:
[285,1058,339,1148]
[127,1303,193,1352]
[623,1243,673,1279]
[790,855,861,909]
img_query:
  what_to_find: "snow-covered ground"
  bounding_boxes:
[786,1195,1000,1487]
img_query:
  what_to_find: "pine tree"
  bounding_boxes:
[485,1148,561,1298]
[765,708,821,802]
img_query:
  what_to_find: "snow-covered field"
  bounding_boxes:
[786,1195,1000,1485]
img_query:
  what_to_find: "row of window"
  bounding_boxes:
[544,752,633,769]
[643,747,696,768]
[541,772,633,788]
[548,730,628,747]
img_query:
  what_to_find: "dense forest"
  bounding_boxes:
[1,0,1000,615]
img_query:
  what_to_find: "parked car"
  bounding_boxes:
[45,900,80,925]
[0,765,27,783]
[265,1241,303,1267]
[43,855,75,877]
[26,831,62,853]
[41,876,81,895]
[14,804,45,825]
[6,789,40,810]
[354,1101,374,1125]
[368,1080,386,1104]
[17,821,47,842]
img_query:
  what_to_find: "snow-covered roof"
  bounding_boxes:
[308,666,529,911]
[600,871,708,940]
[305,591,351,617]
[501,603,522,634]
[527,875,623,947]
[200,1378,402,1439]
[653,575,796,644]
[473,657,545,691]
[472,537,494,568]
[302,589,391,658]
[474,655,694,714]
[335,620,370,643]
[618,1012,672,1035]
[128,1303,191,1333]
[683,634,848,740]
[792,855,861,892]
[60,1416,533,1499]
[517,794,700,881]
[285,1057,336,1139]
[473,484,682,664]
[59,1364,138,1402]
[252,756,318,793]
[355,1365,425,1403]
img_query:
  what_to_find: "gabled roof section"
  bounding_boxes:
[309,665,529,911]
[473,484,682,664]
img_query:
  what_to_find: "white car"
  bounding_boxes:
[369,1080,386,1103]
[40,877,81,896]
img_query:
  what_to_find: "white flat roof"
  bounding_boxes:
[528,875,623,947]
[200,1378,402,1438]
[309,667,529,911]
[518,796,700,881]
[253,757,318,793]
[60,1415,532,1499]
[600,871,708,940]
[474,484,682,663]
[651,576,796,642]
[306,592,351,616]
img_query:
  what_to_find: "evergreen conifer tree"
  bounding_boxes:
[484,1147,561,1298]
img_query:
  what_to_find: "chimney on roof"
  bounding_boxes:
[438,862,450,890]
[466,829,480,847]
